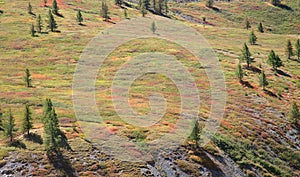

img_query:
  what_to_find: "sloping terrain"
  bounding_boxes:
[0,0,299,177]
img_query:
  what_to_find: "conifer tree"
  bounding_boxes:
[52,0,59,15]
[42,98,53,123]
[144,0,150,9]
[24,68,32,87]
[101,1,109,21]
[286,40,293,59]
[0,109,3,131]
[249,30,257,45]
[190,120,200,146]
[235,63,243,83]
[76,10,83,25]
[271,0,281,6]
[44,0,47,7]
[259,70,268,90]
[124,9,128,19]
[258,22,264,33]
[245,18,251,30]
[3,109,16,143]
[151,21,156,34]
[289,102,300,124]
[22,104,33,136]
[28,2,33,14]
[115,0,122,6]
[30,24,36,37]
[44,107,61,151]
[240,43,253,68]
[164,0,168,14]
[48,10,57,32]
[36,14,42,33]
[141,3,147,17]
[295,39,300,61]
[267,50,283,71]
[206,0,214,8]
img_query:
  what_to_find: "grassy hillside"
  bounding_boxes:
[170,0,300,34]
[0,0,299,176]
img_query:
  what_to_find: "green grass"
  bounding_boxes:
[0,0,300,176]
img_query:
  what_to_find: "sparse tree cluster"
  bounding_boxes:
[240,43,253,68]
[48,10,58,32]
[284,39,300,61]
[267,50,283,71]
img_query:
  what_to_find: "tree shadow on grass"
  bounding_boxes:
[247,65,261,74]
[263,89,277,98]
[10,140,26,149]
[55,13,64,18]
[25,133,43,145]
[59,130,72,151]
[241,80,254,89]
[275,69,291,77]
[47,150,76,177]
[212,7,220,12]
[277,4,293,11]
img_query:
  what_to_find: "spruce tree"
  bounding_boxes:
[76,10,83,25]
[267,50,283,71]
[151,21,156,34]
[3,109,16,143]
[44,0,47,7]
[259,71,268,90]
[24,68,32,87]
[286,40,293,59]
[44,107,61,151]
[48,10,57,32]
[141,3,147,17]
[295,39,300,61]
[249,30,257,45]
[101,1,109,21]
[36,14,42,33]
[245,18,251,30]
[52,0,59,15]
[258,22,264,33]
[271,0,281,6]
[30,24,36,37]
[124,9,128,19]
[240,43,253,68]
[0,109,3,131]
[28,2,33,14]
[115,0,122,6]
[289,102,300,124]
[189,120,200,146]
[22,104,33,136]
[206,0,214,8]
[164,0,168,14]
[235,62,243,83]
[144,0,150,9]
[158,0,163,14]
[42,98,53,123]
